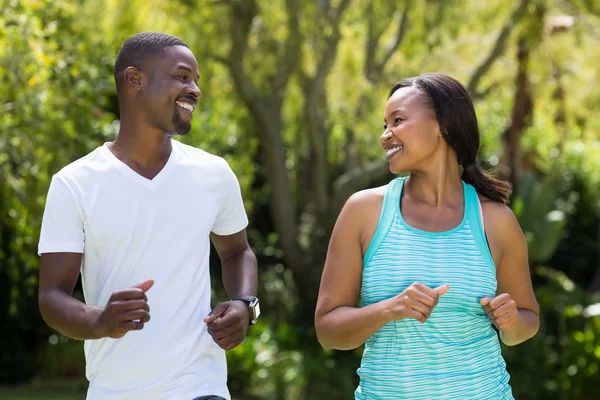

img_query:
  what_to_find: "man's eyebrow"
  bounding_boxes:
[174,65,200,79]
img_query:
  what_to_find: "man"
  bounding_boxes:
[37,32,259,400]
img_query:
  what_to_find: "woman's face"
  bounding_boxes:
[381,87,442,174]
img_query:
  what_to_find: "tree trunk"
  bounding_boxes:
[500,35,533,187]
[224,0,304,275]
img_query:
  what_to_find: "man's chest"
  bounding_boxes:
[80,179,223,251]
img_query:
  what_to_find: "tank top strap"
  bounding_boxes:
[463,182,496,272]
[363,177,405,266]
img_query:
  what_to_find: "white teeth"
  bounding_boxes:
[386,146,403,156]
[176,101,194,112]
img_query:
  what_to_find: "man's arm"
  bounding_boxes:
[210,229,257,298]
[39,252,154,340]
[203,229,258,350]
[39,252,103,340]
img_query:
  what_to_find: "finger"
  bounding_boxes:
[218,334,244,350]
[404,296,435,318]
[120,320,145,332]
[480,296,493,307]
[119,310,151,323]
[112,300,150,313]
[495,314,518,330]
[489,293,511,310]
[204,303,230,324]
[208,321,243,340]
[110,288,148,302]
[404,289,436,309]
[490,303,513,320]
[207,311,239,331]
[402,306,428,323]
[412,283,438,299]
[434,285,450,296]
[132,279,155,292]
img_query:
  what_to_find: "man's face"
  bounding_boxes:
[141,45,201,135]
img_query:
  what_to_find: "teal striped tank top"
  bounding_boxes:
[356,177,513,400]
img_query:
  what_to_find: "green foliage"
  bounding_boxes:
[512,173,570,264]
[0,0,114,383]
[503,267,600,400]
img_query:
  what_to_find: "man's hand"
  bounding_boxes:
[204,300,249,350]
[95,279,154,339]
[480,293,519,331]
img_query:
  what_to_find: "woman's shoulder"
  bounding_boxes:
[345,184,389,210]
[351,184,388,201]
[477,193,523,238]
[337,184,389,225]
[478,194,514,218]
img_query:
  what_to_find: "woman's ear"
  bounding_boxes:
[436,124,444,138]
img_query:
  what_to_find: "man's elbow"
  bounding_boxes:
[38,290,56,328]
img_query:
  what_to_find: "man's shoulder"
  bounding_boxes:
[175,140,231,171]
[53,145,108,182]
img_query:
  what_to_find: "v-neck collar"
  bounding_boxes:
[101,139,179,190]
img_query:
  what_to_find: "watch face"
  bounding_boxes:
[254,302,261,319]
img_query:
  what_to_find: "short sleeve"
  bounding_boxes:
[211,161,249,236]
[38,175,85,255]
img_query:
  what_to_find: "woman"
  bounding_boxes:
[314,73,539,399]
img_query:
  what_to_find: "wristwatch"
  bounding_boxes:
[231,295,261,325]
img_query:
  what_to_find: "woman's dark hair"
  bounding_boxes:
[388,73,512,204]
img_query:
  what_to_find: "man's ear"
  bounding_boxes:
[123,66,143,91]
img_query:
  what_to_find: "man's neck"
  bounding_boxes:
[111,121,173,168]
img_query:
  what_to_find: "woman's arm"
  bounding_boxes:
[482,201,540,346]
[315,190,387,350]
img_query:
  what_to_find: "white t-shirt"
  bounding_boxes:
[38,139,248,400]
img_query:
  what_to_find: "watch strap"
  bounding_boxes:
[231,295,257,303]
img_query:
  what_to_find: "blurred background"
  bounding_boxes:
[1,0,599,399]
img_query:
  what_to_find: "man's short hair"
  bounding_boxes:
[114,32,189,92]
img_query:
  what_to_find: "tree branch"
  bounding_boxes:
[332,159,392,214]
[378,0,411,76]
[467,0,530,94]
[347,1,412,171]
[226,0,263,115]
[364,2,377,79]
[207,53,230,66]
[364,0,411,83]
[311,0,351,93]
[472,82,500,99]
[273,0,302,96]
[224,0,303,270]
[300,0,352,215]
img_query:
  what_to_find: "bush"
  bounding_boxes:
[504,267,600,400]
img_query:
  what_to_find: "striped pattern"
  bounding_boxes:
[356,177,513,400]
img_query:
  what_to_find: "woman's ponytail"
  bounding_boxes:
[461,163,512,205]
